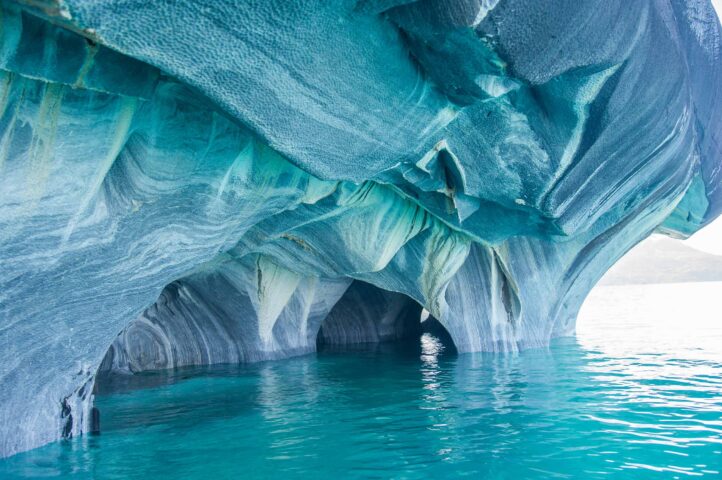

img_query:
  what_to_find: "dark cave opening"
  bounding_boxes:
[316,280,457,357]
[90,278,458,436]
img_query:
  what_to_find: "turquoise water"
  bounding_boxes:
[2,282,722,479]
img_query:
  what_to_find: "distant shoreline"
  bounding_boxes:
[598,235,722,286]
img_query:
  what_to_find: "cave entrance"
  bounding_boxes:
[315,280,456,357]
[90,279,457,437]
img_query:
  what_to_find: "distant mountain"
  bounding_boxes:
[599,235,722,285]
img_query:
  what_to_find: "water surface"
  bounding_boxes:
[2,282,722,479]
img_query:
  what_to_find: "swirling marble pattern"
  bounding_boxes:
[0,0,720,457]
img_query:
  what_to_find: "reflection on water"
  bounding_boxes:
[1,282,722,479]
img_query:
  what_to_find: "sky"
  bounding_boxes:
[685,217,722,255]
